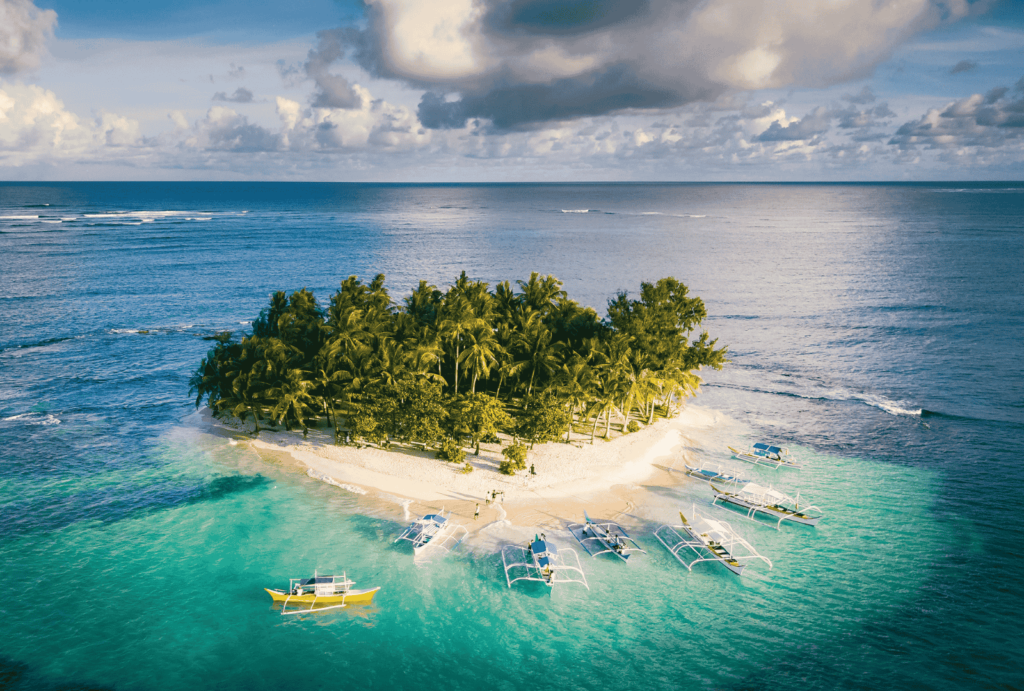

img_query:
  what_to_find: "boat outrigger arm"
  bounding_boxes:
[654,507,772,576]
[502,538,589,589]
[394,508,469,556]
[711,482,823,529]
[567,511,646,562]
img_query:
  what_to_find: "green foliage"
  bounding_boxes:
[460,462,474,474]
[500,442,528,474]
[189,273,727,449]
[627,420,641,433]
[436,437,466,464]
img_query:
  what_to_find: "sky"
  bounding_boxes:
[0,0,1021,181]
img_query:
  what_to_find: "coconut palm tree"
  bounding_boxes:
[510,315,562,408]
[459,324,502,394]
[555,354,598,441]
[265,368,316,432]
[517,272,566,314]
[438,294,482,394]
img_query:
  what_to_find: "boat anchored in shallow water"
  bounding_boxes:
[394,509,468,556]
[683,461,747,486]
[502,534,589,590]
[567,511,646,562]
[265,571,380,615]
[654,507,772,576]
[711,482,823,529]
[728,443,802,469]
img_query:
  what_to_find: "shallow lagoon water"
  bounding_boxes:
[1,182,1021,689]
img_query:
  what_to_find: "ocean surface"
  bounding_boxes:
[0,182,1021,690]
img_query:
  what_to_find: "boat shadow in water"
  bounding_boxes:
[269,601,381,626]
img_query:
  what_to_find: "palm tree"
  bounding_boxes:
[556,354,598,441]
[459,324,502,394]
[265,368,316,432]
[517,272,566,314]
[438,294,482,394]
[511,315,562,408]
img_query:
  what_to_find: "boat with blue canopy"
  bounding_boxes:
[394,509,468,556]
[567,511,646,562]
[502,534,589,589]
[728,442,801,469]
[683,461,747,486]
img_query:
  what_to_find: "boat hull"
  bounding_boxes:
[265,587,380,605]
[715,494,820,526]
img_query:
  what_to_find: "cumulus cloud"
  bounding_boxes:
[0,0,57,75]
[212,87,254,103]
[756,101,895,142]
[950,59,978,74]
[342,0,976,130]
[889,79,1024,150]
[305,28,363,109]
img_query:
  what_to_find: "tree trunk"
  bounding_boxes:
[648,401,655,425]
[524,369,536,410]
[471,373,478,395]
[604,409,611,437]
[253,411,260,437]
[454,343,460,393]
[590,413,599,443]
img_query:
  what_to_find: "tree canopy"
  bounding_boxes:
[189,272,727,455]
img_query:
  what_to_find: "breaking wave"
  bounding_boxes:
[307,468,368,494]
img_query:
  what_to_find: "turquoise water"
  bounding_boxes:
[1,183,1021,689]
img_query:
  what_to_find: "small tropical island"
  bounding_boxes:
[191,273,727,519]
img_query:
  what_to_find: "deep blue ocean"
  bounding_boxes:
[0,182,1021,690]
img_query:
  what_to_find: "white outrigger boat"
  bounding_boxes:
[567,511,646,562]
[683,461,747,487]
[728,442,801,469]
[654,507,772,576]
[394,509,468,556]
[711,482,823,529]
[265,571,380,615]
[502,534,589,590]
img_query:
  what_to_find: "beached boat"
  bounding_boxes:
[728,442,801,469]
[502,534,589,589]
[394,509,468,556]
[265,571,380,615]
[654,507,772,576]
[567,511,646,562]
[711,482,823,528]
[683,461,747,486]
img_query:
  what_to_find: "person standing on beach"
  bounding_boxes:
[474,503,480,520]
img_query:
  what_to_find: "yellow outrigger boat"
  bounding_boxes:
[265,571,380,615]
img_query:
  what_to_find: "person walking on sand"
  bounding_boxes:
[474,503,480,520]
[530,463,536,475]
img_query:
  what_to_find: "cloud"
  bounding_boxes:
[212,87,254,103]
[889,79,1024,150]
[186,107,280,152]
[304,28,363,109]
[950,59,978,74]
[0,0,58,75]
[843,86,877,105]
[345,0,975,130]
[756,101,895,142]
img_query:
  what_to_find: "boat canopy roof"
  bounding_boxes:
[422,514,446,524]
[531,539,556,555]
[753,443,784,453]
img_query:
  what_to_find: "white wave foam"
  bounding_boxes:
[306,468,368,494]
[110,328,140,334]
[561,209,590,213]
[689,214,707,218]
[862,397,922,417]
[1,215,40,220]
[640,211,663,215]
[3,412,60,425]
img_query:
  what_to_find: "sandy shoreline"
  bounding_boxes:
[210,406,722,537]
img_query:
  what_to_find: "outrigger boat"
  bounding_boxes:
[502,534,589,590]
[728,442,801,469]
[654,507,772,576]
[711,482,823,529]
[567,511,646,562]
[394,509,468,556]
[683,461,747,486]
[265,571,380,615]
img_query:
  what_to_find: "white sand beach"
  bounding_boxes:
[211,406,726,534]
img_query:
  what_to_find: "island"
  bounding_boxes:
[191,272,728,527]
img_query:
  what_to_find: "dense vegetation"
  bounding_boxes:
[189,272,727,462]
